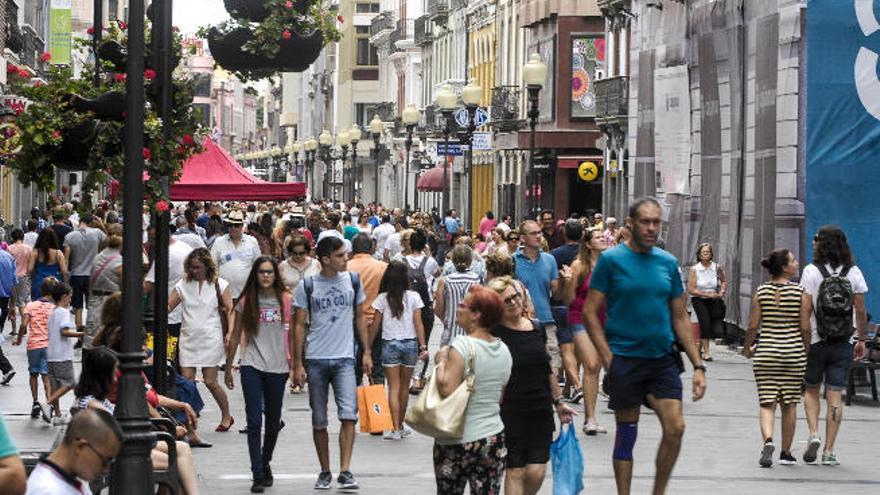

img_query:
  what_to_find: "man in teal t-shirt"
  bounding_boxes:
[584,197,707,495]
[0,411,26,493]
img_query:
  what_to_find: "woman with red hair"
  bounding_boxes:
[432,286,513,494]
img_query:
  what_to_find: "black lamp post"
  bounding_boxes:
[304,138,318,200]
[523,53,548,220]
[338,132,349,203]
[437,84,458,219]
[369,115,383,206]
[348,124,361,203]
[401,104,420,214]
[460,78,482,233]
[415,127,428,212]
[318,129,333,200]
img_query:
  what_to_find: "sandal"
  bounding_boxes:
[215,416,235,432]
[189,438,213,448]
[289,385,303,394]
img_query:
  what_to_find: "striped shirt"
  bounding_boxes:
[441,270,482,345]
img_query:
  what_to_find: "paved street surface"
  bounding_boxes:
[2,323,879,494]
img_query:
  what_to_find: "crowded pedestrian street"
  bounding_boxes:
[1,1,879,495]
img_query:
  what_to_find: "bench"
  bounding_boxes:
[846,359,880,405]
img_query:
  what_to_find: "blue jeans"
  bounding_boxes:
[305,358,358,429]
[240,366,287,479]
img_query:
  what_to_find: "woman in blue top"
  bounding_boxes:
[433,285,512,494]
[28,229,67,301]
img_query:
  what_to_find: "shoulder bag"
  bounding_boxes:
[405,338,476,439]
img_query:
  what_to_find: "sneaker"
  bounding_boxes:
[52,415,70,426]
[400,426,413,438]
[314,471,332,490]
[779,451,796,465]
[382,430,401,441]
[821,452,839,466]
[249,479,264,493]
[759,441,775,468]
[1,370,15,385]
[30,402,41,419]
[261,464,273,487]
[803,435,821,464]
[568,388,584,404]
[583,421,607,436]
[337,471,359,491]
[39,403,53,424]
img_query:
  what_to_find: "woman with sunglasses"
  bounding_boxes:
[498,230,521,256]
[224,257,292,492]
[278,235,320,393]
[433,286,512,494]
[487,276,576,495]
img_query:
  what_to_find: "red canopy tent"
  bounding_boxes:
[168,139,306,201]
[416,164,450,192]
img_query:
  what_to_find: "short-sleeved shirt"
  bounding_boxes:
[513,250,559,323]
[0,413,18,459]
[90,249,122,293]
[550,243,579,270]
[23,231,38,247]
[800,263,869,344]
[372,291,425,341]
[146,240,193,325]
[48,223,73,247]
[436,335,512,445]
[8,242,32,277]
[63,227,106,276]
[384,233,403,260]
[590,243,684,359]
[23,300,54,350]
[0,250,16,298]
[26,459,93,495]
[47,306,76,362]
[444,217,461,234]
[210,234,261,299]
[236,295,290,374]
[343,225,360,241]
[293,272,365,360]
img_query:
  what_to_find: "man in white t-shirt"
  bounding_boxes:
[144,228,194,337]
[799,225,869,467]
[210,210,261,301]
[26,409,122,495]
[383,217,407,262]
[371,215,395,260]
[404,229,440,385]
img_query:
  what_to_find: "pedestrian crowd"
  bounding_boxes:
[0,197,871,495]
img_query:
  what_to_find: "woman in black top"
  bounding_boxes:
[487,276,575,495]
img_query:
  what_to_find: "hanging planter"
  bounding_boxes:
[68,91,126,121]
[207,27,323,80]
[45,120,100,170]
[97,40,127,72]
[224,0,312,22]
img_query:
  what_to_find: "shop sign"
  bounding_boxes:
[0,95,30,116]
[578,161,599,182]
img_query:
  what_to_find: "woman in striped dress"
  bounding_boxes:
[743,248,810,468]
[433,245,482,346]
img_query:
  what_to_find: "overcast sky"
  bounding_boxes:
[173,0,230,36]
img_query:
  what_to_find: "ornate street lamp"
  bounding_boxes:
[415,127,429,212]
[304,138,318,199]
[461,78,482,233]
[522,52,548,219]
[337,130,350,202]
[369,115,384,206]
[437,83,458,219]
[348,124,362,202]
[319,130,333,200]
[402,104,421,215]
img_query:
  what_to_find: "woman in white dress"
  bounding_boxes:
[169,247,235,432]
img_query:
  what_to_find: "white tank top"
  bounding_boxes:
[694,262,719,293]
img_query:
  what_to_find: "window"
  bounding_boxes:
[192,73,212,98]
[356,3,380,13]
[193,103,210,128]
[356,38,378,66]
[355,103,381,129]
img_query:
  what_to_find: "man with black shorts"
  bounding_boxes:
[584,197,707,495]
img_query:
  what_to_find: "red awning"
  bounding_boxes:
[167,139,306,201]
[417,165,450,192]
[557,156,603,169]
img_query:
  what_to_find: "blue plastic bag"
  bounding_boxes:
[551,423,584,495]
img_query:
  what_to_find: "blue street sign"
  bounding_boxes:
[455,107,490,128]
[437,143,463,156]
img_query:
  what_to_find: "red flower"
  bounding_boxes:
[6,64,17,74]
[143,147,151,161]
[281,29,292,40]
[144,68,156,80]
[51,130,62,140]
[87,27,95,35]
[337,14,345,23]
[118,21,128,30]
[61,185,69,194]
[17,68,29,79]
[155,200,169,212]
[39,52,51,62]
[181,134,194,146]
[285,0,293,8]
[33,80,44,87]
[114,73,127,83]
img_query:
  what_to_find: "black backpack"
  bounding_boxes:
[814,264,855,341]
[409,256,431,305]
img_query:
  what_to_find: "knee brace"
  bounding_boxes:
[613,421,639,461]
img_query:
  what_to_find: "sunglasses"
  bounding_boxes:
[508,237,520,242]
[503,293,521,306]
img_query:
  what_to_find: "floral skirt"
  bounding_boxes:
[433,433,506,495]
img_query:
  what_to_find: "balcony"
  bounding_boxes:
[414,15,433,47]
[369,11,395,40]
[428,0,449,23]
[451,0,468,10]
[595,76,629,119]
[374,102,396,122]
[390,19,415,52]
[489,86,523,133]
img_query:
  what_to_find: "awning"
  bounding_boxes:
[416,165,450,192]
[557,156,603,169]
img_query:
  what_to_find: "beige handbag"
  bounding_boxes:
[405,339,476,439]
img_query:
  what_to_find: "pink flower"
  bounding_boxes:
[33,80,44,87]
[61,185,69,194]
[144,68,156,80]
[6,64,17,74]
[114,73,127,83]
[155,200,169,212]
[281,29,292,40]
[337,15,345,23]
[143,147,151,161]
[51,130,62,140]
[118,21,128,30]
[181,134,194,146]
[87,27,95,35]
[39,52,51,62]
[285,0,293,8]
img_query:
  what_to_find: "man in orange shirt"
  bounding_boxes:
[6,229,32,332]
[346,233,387,385]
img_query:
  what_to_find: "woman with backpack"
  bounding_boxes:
[224,256,291,492]
[403,229,440,393]
[368,261,428,440]
[742,249,808,467]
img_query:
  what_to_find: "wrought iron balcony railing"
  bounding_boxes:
[490,86,524,133]
[414,15,433,47]
[428,0,449,22]
[369,11,395,38]
[595,76,629,120]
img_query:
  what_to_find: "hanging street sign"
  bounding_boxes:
[455,107,490,128]
[437,143,464,156]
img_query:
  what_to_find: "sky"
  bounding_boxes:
[173,0,230,36]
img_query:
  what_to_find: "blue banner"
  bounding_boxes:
[807,0,880,315]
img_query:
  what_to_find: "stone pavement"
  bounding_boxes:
[2,324,880,494]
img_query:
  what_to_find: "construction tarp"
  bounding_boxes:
[169,139,306,201]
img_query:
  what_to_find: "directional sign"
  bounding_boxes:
[455,107,490,128]
[437,143,463,156]
[578,161,599,182]
[472,132,492,151]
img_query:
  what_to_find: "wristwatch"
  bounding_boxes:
[694,364,708,373]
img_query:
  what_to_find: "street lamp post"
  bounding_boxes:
[461,78,482,234]
[369,115,384,206]
[337,131,350,203]
[319,129,333,200]
[415,127,428,213]
[523,53,548,220]
[348,124,362,203]
[305,138,318,200]
[437,84,458,219]
[402,104,420,215]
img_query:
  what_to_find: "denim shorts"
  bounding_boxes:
[27,348,48,375]
[14,278,30,306]
[70,275,90,310]
[607,353,683,411]
[382,338,418,367]
[804,340,853,391]
[560,322,587,345]
[305,358,358,429]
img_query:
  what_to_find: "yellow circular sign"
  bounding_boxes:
[578,161,599,182]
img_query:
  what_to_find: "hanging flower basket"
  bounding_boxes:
[68,91,126,121]
[207,27,323,79]
[45,120,99,170]
[224,0,312,22]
